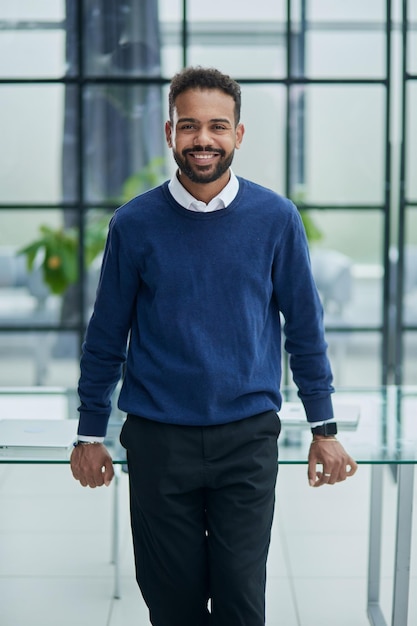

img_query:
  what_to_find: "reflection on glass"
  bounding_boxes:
[303,86,385,204]
[0,332,79,387]
[187,1,286,77]
[84,1,161,77]
[0,31,67,78]
[311,245,383,330]
[403,333,417,384]
[403,242,417,326]
[160,44,182,77]
[83,85,166,203]
[306,211,384,330]
[408,32,417,76]
[0,86,68,204]
[305,32,385,78]
[5,207,109,330]
[325,332,381,387]
[406,84,417,201]
[0,209,68,327]
[309,210,383,264]
[306,0,385,22]
[188,1,285,21]
[188,43,286,79]
[232,85,286,194]
[0,244,56,325]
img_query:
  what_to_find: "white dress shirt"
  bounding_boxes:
[168,169,239,212]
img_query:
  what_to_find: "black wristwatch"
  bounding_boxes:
[310,422,338,436]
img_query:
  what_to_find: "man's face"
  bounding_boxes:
[165,88,244,189]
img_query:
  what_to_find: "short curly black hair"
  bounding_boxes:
[168,66,241,126]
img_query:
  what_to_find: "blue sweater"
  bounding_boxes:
[78,177,334,436]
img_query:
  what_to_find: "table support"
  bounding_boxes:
[367,464,415,626]
[368,464,386,626]
[111,465,121,599]
[391,464,414,625]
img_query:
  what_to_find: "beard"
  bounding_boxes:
[172,146,235,184]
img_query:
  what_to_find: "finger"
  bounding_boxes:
[310,466,330,487]
[348,457,358,474]
[318,469,338,486]
[312,472,326,487]
[91,470,104,488]
[308,460,318,487]
[333,458,358,483]
[103,461,115,487]
[73,462,102,488]
[70,458,82,483]
[86,461,113,488]
[328,460,344,484]
[332,456,357,483]
[323,471,333,483]
[319,461,343,486]
[92,463,113,488]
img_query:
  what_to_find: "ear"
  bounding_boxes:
[165,121,173,147]
[235,123,245,149]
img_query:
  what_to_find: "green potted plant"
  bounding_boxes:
[18,157,165,296]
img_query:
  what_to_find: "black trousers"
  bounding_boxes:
[120,410,281,626]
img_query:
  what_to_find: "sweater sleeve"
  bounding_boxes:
[77,214,140,437]
[272,202,334,423]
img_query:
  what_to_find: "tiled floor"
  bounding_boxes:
[1,458,416,626]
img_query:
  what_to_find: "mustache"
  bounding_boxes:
[182,146,226,157]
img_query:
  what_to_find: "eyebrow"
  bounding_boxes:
[177,117,232,125]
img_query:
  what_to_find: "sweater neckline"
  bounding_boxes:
[162,178,245,219]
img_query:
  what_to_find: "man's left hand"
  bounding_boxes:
[308,437,358,487]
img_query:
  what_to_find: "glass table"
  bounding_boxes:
[0,385,416,626]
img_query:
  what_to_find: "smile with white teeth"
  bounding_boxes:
[191,153,218,159]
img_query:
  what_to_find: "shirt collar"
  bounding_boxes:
[168,170,239,213]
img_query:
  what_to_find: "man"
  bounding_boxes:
[71,66,357,626]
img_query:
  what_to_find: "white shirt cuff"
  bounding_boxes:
[309,418,336,427]
[76,435,105,443]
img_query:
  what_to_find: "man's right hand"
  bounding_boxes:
[70,443,115,488]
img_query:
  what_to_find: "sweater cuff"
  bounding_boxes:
[300,395,334,423]
[77,411,110,439]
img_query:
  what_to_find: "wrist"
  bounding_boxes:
[73,440,102,447]
[311,435,337,443]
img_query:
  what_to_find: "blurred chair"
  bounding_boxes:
[310,248,353,321]
[309,248,353,384]
[0,246,60,385]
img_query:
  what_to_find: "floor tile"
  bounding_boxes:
[0,530,115,577]
[1,446,416,626]
[0,577,113,626]
[293,577,371,626]
[283,530,369,579]
[266,575,300,626]
[0,465,116,534]
[109,577,151,626]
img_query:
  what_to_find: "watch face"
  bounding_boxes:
[312,422,338,435]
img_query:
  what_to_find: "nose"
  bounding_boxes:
[194,125,212,147]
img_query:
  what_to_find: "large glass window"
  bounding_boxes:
[0,0,413,388]
[406,82,417,201]
[0,85,67,204]
[396,0,417,384]
[302,86,386,205]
